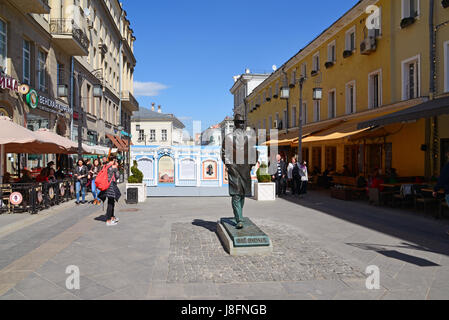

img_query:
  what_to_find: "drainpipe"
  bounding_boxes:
[429,0,435,99]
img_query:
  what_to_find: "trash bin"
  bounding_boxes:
[127,187,138,204]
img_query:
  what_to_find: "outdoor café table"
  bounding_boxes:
[421,188,444,194]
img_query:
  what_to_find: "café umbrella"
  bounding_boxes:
[0,116,67,183]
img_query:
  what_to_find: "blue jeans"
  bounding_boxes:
[91,179,99,200]
[76,181,86,202]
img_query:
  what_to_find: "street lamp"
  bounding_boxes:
[280,69,290,133]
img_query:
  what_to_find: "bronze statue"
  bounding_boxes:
[221,114,258,229]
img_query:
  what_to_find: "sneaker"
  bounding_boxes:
[106,220,118,226]
[75,201,80,205]
[112,217,119,222]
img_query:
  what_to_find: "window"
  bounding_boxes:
[300,63,307,78]
[313,53,320,72]
[302,102,307,125]
[23,40,31,85]
[0,19,6,72]
[346,81,356,114]
[276,113,280,129]
[263,118,266,130]
[328,89,336,119]
[402,55,420,100]
[445,41,449,92]
[368,70,382,109]
[138,129,145,141]
[292,105,297,128]
[283,109,287,129]
[38,50,47,92]
[57,63,65,86]
[402,0,419,18]
[327,41,336,62]
[345,26,356,51]
[162,129,167,141]
[313,100,320,122]
[150,129,156,142]
[86,84,92,114]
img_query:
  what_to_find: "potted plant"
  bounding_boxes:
[325,61,334,69]
[254,163,276,201]
[343,50,353,58]
[443,0,449,8]
[400,16,416,29]
[126,160,147,203]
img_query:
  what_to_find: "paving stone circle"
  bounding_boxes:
[167,220,365,284]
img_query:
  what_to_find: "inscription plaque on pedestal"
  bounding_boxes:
[220,217,270,248]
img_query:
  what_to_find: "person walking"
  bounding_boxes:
[299,160,309,197]
[89,159,101,205]
[99,157,121,226]
[74,159,88,205]
[433,151,449,235]
[272,154,287,197]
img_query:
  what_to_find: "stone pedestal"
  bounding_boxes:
[126,183,147,202]
[217,217,273,256]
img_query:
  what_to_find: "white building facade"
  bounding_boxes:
[230,72,270,118]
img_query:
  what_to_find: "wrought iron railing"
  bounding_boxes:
[50,19,90,53]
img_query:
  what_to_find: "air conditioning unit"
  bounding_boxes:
[360,37,377,55]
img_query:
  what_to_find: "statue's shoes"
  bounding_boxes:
[236,222,244,229]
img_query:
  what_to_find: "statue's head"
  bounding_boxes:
[234,114,245,130]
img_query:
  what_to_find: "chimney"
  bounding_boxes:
[158,105,162,113]
[151,102,155,111]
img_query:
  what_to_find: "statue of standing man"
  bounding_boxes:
[221,114,258,229]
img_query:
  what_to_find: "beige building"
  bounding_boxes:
[132,104,186,147]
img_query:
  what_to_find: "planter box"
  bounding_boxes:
[254,182,276,201]
[343,50,353,58]
[400,17,416,29]
[126,183,147,203]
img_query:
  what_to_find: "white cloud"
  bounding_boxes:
[133,81,169,97]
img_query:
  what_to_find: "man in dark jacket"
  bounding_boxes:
[434,151,449,235]
[272,154,287,196]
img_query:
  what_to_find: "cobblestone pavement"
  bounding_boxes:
[0,188,449,300]
[167,221,363,284]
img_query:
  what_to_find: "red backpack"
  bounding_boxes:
[95,164,115,191]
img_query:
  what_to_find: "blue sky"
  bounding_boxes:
[126,0,358,134]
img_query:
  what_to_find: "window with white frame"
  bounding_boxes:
[276,113,280,129]
[345,26,356,51]
[368,70,382,109]
[328,89,336,119]
[346,81,356,114]
[38,50,47,92]
[23,40,31,85]
[269,116,273,130]
[150,129,156,142]
[402,55,420,100]
[292,105,297,128]
[263,118,266,130]
[313,100,320,122]
[327,41,336,62]
[302,102,307,125]
[0,19,7,72]
[138,129,145,141]
[402,0,419,19]
[162,129,168,141]
[313,53,320,72]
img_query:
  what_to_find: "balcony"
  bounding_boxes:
[121,90,139,112]
[50,19,89,56]
[14,0,50,14]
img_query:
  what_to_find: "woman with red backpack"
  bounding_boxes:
[98,157,122,226]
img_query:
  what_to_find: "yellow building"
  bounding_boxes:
[246,0,449,179]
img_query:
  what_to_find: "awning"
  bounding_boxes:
[106,134,125,152]
[357,96,449,129]
[298,120,370,144]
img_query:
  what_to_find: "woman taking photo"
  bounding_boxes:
[89,159,101,205]
[99,157,121,226]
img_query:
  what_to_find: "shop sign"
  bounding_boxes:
[25,89,72,116]
[10,192,23,206]
[0,73,30,95]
